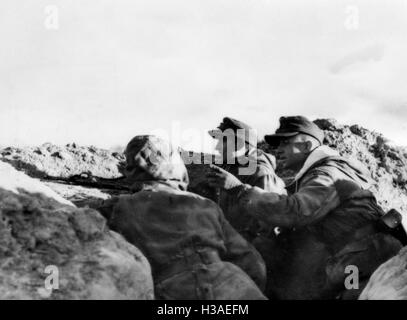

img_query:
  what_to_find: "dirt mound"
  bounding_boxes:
[0,160,74,207]
[359,246,407,300]
[0,143,124,179]
[314,119,407,214]
[0,162,154,300]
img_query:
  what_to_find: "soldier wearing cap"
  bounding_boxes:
[207,117,286,242]
[208,116,403,299]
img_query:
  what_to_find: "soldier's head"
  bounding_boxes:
[265,116,324,172]
[124,135,189,189]
[208,117,257,162]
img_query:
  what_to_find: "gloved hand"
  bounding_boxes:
[206,164,243,190]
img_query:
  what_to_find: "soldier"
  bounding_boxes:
[208,117,286,242]
[207,116,403,299]
[95,135,267,300]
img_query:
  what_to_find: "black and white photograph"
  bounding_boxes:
[1,0,407,308]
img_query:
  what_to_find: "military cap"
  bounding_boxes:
[208,117,257,147]
[264,116,324,147]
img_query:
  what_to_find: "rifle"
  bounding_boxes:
[43,172,131,192]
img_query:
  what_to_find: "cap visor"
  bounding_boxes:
[264,132,298,147]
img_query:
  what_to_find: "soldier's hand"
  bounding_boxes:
[206,164,243,190]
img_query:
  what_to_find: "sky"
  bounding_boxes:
[1,0,407,152]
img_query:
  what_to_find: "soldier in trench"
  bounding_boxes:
[206,116,404,299]
[93,135,267,300]
[207,117,286,242]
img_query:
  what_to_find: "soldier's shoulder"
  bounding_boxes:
[302,162,336,180]
[255,157,277,178]
[256,148,275,164]
[182,190,220,207]
[99,196,121,207]
[256,162,274,175]
[299,158,345,186]
[152,187,221,209]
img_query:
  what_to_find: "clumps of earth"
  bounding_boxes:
[317,119,407,213]
[0,161,154,300]
[0,118,406,299]
[0,143,125,179]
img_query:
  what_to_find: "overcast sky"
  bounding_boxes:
[1,0,407,152]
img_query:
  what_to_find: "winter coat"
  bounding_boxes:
[96,135,267,300]
[234,146,403,299]
[218,149,286,241]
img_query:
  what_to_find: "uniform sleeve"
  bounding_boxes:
[252,172,287,195]
[238,169,341,228]
[218,208,267,291]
